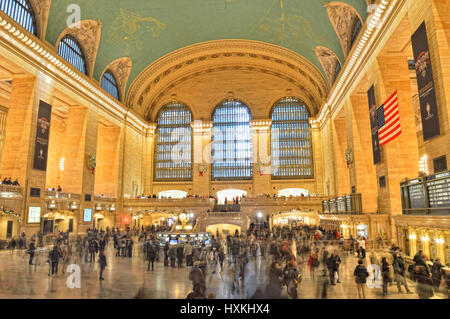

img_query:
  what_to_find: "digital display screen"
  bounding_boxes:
[169,239,178,245]
[83,208,92,222]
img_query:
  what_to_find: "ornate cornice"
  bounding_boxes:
[126,39,329,118]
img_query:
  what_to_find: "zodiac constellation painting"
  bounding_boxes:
[248,0,331,49]
[107,8,166,55]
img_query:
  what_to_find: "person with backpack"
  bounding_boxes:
[353,259,369,299]
[284,260,301,299]
[49,245,62,275]
[415,265,434,299]
[147,243,156,271]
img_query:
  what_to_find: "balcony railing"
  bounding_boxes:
[0,185,23,197]
[45,191,81,200]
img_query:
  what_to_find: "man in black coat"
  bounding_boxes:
[177,244,184,268]
[49,246,62,275]
[147,243,156,271]
[327,251,341,285]
[98,250,107,280]
[353,259,369,299]
[28,240,36,265]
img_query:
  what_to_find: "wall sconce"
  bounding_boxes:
[409,234,417,240]
[48,200,57,210]
[436,238,445,244]
[70,202,78,210]
[421,236,430,242]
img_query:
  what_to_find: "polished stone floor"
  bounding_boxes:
[0,242,445,299]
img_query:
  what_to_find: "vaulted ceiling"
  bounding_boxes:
[45,0,368,98]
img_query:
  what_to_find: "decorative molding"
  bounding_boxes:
[325,2,362,58]
[125,40,329,118]
[101,57,132,102]
[314,46,341,87]
[56,19,103,78]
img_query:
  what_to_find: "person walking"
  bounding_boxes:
[49,245,62,275]
[381,257,392,296]
[177,244,184,268]
[415,265,434,299]
[353,259,369,299]
[284,260,301,299]
[327,251,341,285]
[189,261,206,296]
[307,251,319,280]
[268,261,283,298]
[431,258,443,292]
[184,241,193,267]
[393,252,413,294]
[147,243,156,271]
[169,245,177,268]
[98,250,107,280]
[28,240,36,265]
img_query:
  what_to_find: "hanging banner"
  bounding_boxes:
[411,22,440,141]
[33,100,52,171]
[368,85,381,164]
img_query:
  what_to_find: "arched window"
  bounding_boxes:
[350,17,362,49]
[101,71,120,100]
[154,102,192,181]
[0,0,37,35]
[212,99,252,180]
[271,97,313,179]
[58,35,87,75]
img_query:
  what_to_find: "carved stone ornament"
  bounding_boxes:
[325,2,362,57]
[314,46,341,87]
[29,0,51,38]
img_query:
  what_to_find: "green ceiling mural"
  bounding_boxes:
[46,0,368,95]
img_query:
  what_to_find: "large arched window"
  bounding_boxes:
[212,99,252,180]
[154,102,192,181]
[0,0,37,35]
[271,97,313,179]
[58,35,87,75]
[101,71,120,100]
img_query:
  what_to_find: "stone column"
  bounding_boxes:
[191,120,212,196]
[1,74,55,235]
[310,120,324,194]
[250,119,272,197]
[346,94,378,213]
[143,124,156,195]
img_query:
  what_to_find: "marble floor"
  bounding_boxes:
[0,243,445,299]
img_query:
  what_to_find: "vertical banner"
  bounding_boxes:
[411,22,440,141]
[33,100,52,171]
[368,85,381,164]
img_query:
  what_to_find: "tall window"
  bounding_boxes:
[271,97,313,179]
[0,0,37,35]
[350,17,362,49]
[154,102,192,181]
[212,99,252,180]
[101,71,120,100]
[58,35,87,75]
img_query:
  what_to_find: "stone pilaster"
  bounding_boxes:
[191,120,212,196]
[250,119,272,197]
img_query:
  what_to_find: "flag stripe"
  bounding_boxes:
[380,117,400,138]
[380,128,402,146]
[380,123,401,142]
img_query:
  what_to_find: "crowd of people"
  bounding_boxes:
[7,223,449,300]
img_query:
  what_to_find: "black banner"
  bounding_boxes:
[411,22,440,141]
[33,100,52,171]
[368,85,380,164]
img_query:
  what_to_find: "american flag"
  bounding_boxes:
[376,91,401,146]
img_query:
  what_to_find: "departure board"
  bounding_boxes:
[427,172,450,207]
[337,197,346,213]
[408,182,427,209]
